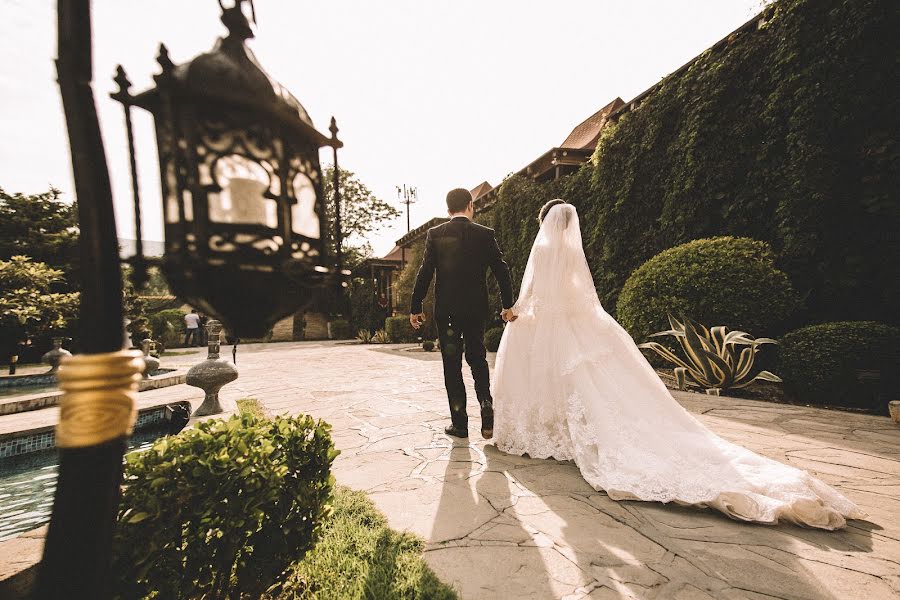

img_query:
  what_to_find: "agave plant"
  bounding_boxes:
[372,329,390,344]
[638,315,782,395]
[356,329,373,344]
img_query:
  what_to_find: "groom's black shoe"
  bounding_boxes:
[444,424,468,438]
[480,399,494,439]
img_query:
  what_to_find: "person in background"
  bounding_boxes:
[198,312,209,346]
[184,309,201,347]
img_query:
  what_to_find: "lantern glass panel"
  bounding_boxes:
[163,161,179,224]
[291,172,319,239]
[208,154,276,227]
[182,190,194,222]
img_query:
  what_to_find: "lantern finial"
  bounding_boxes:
[156,43,174,72]
[219,0,255,41]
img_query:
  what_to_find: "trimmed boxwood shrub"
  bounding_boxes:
[778,321,900,410]
[484,326,504,352]
[617,237,801,342]
[385,315,417,343]
[149,308,185,348]
[329,318,353,340]
[112,412,338,599]
[422,339,435,352]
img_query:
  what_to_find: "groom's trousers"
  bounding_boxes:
[436,314,492,429]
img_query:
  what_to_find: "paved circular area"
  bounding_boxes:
[7,341,900,599]
[207,342,900,599]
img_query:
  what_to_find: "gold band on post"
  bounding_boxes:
[55,350,145,448]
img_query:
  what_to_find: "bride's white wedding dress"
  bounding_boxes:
[492,204,865,529]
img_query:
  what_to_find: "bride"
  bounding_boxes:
[492,200,866,530]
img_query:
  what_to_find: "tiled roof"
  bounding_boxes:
[381,245,403,262]
[469,181,494,202]
[560,97,625,150]
[396,217,449,247]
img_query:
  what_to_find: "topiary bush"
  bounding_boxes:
[617,237,801,343]
[484,326,504,352]
[422,339,435,352]
[385,315,417,343]
[149,308,185,349]
[778,321,900,410]
[328,319,352,340]
[112,412,338,600]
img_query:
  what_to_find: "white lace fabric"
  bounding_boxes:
[492,204,866,530]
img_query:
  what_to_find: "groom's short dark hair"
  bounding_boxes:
[446,188,473,213]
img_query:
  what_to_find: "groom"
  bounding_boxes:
[410,188,515,439]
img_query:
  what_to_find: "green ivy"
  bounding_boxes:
[483,0,898,328]
[584,0,898,322]
[483,326,504,352]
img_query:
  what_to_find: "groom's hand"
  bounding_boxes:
[501,308,517,322]
[410,313,426,329]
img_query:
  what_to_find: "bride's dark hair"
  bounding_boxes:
[539,199,568,224]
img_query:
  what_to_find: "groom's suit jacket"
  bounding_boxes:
[411,216,514,320]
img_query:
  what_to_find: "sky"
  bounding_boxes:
[1,0,764,257]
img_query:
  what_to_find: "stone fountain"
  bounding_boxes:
[140,339,160,378]
[187,319,238,416]
[42,337,72,374]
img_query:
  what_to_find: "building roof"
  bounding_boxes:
[381,245,404,262]
[469,181,494,202]
[560,97,625,149]
[396,217,449,248]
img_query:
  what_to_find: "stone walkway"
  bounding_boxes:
[6,341,900,599]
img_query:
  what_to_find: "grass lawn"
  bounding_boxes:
[234,399,457,599]
[267,486,457,600]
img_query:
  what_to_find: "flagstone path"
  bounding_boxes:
[3,341,900,599]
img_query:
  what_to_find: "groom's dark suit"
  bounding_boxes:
[411,216,514,431]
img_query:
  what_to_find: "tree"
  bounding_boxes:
[0,256,80,361]
[0,187,79,278]
[322,167,400,269]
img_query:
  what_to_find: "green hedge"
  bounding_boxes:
[778,321,900,410]
[385,315,418,343]
[484,327,504,352]
[112,412,338,599]
[617,237,801,342]
[348,278,388,333]
[329,319,353,340]
[485,0,898,328]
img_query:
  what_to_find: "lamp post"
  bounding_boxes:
[39,1,344,597]
[396,184,417,271]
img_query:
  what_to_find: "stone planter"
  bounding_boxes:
[889,401,900,425]
[187,320,238,417]
[42,337,72,374]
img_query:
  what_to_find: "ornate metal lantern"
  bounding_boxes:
[113,0,343,338]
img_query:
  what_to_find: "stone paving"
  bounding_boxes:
[3,341,900,599]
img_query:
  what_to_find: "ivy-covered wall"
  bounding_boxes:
[488,0,898,325]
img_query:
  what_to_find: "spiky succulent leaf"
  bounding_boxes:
[674,367,687,390]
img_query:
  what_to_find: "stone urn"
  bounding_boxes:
[141,339,161,378]
[889,401,900,425]
[187,320,238,416]
[42,337,72,374]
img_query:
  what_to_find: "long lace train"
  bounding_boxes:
[492,203,866,530]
